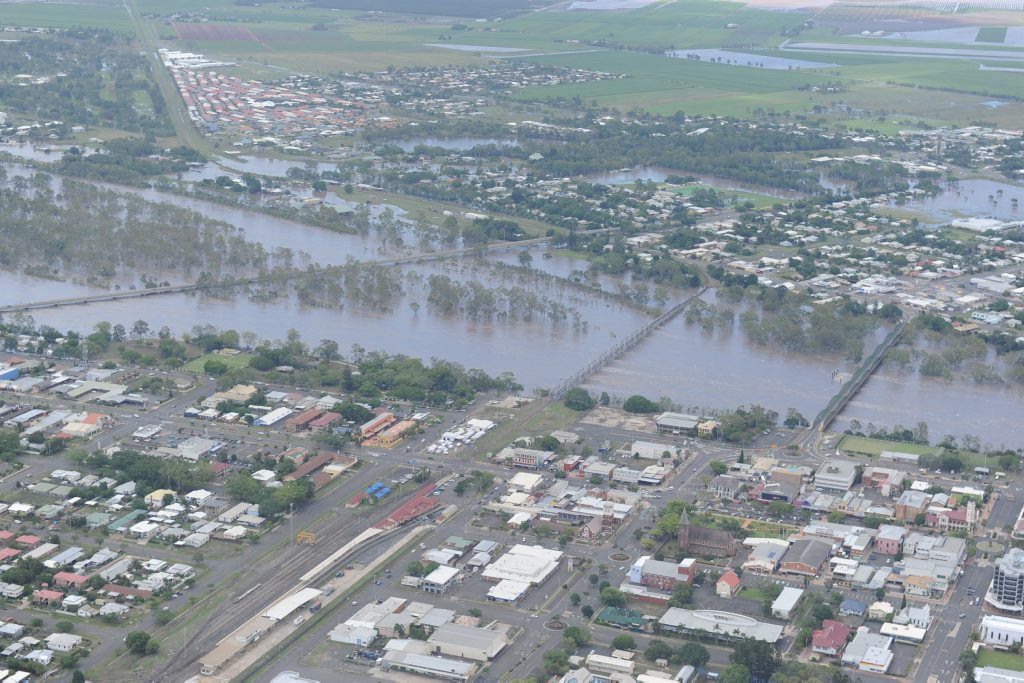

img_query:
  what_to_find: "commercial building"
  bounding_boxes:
[841,629,893,673]
[421,566,460,595]
[815,460,859,492]
[896,490,930,521]
[380,650,475,681]
[369,419,417,447]
[253,407,293,427]
[481,545,561,586]
[486,579,530,604]
[977,666,1024,683]
[627,441,678,460]
[779,539,831,576]
[359,412,395,440]
[771,587,805,619]
[658,609,783,643]
[989,548,1024,613]
[707,475,741,500]
[427,623,508,662]
[983,615,1024,650]
[508,472,544,493]
[654,412,700,436]
[502,447,556,470]
[627,556,696,592]
[879,622,927,644]
[743,542,786,574]
[875,525,907,555]
[585,652,635,677]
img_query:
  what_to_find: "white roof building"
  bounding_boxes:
[427,623,508,662]
[983,615,1024,649]
[977,666,1024,683]
[771,587,804,619]
[264,588,321,621]
[508,472,544,492]
[481,545,562,585]
[45,633,82,652]
[628,440,678,460]
[486,579,531,603]
[842,628,893,673]
[815,459,859,492]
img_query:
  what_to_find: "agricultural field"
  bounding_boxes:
[307,0,547,18]
[0,1,134,32]
[116,0,1024,127]
[512,49,834,116]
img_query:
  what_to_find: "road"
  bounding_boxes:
[6,364,1014,682]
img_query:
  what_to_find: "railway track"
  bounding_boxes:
[150,489,411,681]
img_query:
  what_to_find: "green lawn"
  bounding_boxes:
[184,352,254,373]
[738,586,772,601]
[977,648,1024,671]
[838,435,944,458]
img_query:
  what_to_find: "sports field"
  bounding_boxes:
[838,435,944,458]
[184,352,255,374]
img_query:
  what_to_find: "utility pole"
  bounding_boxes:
[289,502,294,545]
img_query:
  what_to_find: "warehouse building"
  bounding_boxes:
[427,623,508,662]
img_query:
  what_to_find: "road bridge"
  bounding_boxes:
[0,234,566,315]
[551,286,708,399]
[813,318,909,432]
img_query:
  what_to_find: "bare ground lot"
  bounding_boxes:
[579,406,656,431]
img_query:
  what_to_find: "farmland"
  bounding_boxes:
[6,0,1024,136]
[0,1,134,32]
[308,0,545,18]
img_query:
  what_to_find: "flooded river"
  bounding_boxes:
[2,148,1024,445]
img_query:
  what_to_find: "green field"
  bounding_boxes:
[977,648,1024,671]
[340,187,566,239]
[838,435,944,458]
[513,49,834,117]
[737,586,773,601]
[670,184,781,210]
[184,352,254,373]
[502,0,808,51]
[0,2,133,32]
[977,27,1008,43]
[116,0,1024,126]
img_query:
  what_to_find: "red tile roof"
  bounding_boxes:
[812,620,851,650]
[718,570,740,588]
